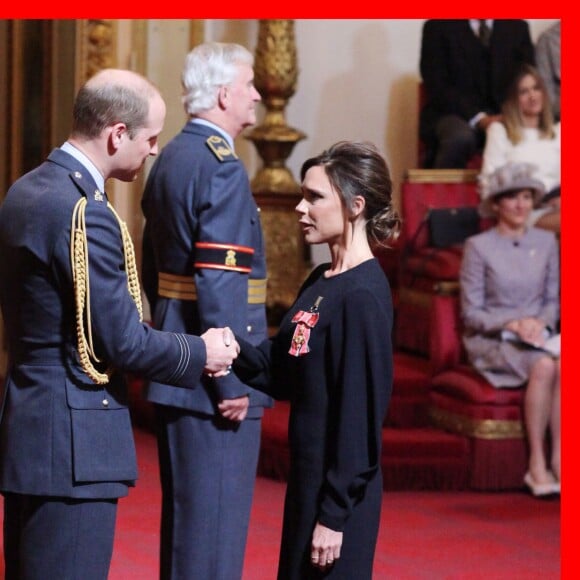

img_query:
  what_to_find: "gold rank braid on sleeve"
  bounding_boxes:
[70,198,143,384]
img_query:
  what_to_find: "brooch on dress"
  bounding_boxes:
[289,296,323,357]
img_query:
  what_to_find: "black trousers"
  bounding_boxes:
[3,493,118,580]
[433,114,483,169]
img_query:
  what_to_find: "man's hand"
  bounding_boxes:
[201,327,239,375]
[218,395,249,422]
[477,113,502,131]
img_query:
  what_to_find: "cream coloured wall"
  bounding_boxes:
[147,19,556,193]
[201,19,558,264]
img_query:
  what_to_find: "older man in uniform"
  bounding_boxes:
[0,68,237,579]
[141,42,272,579]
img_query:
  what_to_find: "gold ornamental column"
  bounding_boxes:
[245,19,309,325]
[75,20,117,86]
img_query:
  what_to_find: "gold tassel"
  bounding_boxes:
[70,198,143,384]
[107,202,144,323]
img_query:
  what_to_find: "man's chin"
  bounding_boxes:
[113,170,141,183]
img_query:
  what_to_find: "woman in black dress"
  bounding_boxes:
[233,141,400,579]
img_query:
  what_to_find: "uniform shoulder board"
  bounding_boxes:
[206,135,238,162]
[69,171,88,198]
[69,170,105,202]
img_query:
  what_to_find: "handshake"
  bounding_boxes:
[200,327,240,377]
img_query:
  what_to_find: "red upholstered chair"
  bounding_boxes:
[395,169,482,355]
[427,291,527,491]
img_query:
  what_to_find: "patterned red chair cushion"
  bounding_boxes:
[432,366,523,407]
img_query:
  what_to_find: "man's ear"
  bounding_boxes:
[217,85,228,109]
[109,122,128,150]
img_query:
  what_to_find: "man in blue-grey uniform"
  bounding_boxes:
[0,68,237,580]
[141,42,272,580]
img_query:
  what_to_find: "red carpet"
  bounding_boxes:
[0,426,560,579]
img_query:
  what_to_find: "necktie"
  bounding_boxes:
[478,20,491,48]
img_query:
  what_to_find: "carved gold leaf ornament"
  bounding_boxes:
[78,20,116,85]
[254,19,299,97]
[246,19,306,195]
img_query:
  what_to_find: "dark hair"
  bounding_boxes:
[300,141,401,247]
[72,78,154,139]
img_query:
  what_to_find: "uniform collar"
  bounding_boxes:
[469,19,493,35]
[60,141,106,192]
[189,119,235,153]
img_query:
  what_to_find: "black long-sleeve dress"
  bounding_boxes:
[235,259,394,579]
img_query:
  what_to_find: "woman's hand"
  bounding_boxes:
[310,522,342,570]
[505,317,546,346]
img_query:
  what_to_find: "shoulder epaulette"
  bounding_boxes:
[206,135,238,162]
[69,170,105,204]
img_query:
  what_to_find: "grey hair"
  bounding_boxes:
[181,42,254,116]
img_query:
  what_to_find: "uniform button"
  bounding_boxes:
[247,325,253,333]
[102,398,109,407]
[74,171,82,179]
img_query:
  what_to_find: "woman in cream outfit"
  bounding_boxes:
[481,64,560,233]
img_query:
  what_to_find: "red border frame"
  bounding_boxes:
[0,10,569,578]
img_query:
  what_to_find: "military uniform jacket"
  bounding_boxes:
[141,122,272,417]
[0,149,207,499]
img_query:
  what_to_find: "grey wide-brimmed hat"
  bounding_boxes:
[478,162,545,217]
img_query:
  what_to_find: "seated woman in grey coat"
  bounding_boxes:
[461,161,560,497]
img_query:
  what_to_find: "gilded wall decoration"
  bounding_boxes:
[76,20,117,87]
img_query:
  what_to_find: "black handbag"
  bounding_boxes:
[401,205,480,279]
[427,207,480,248]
